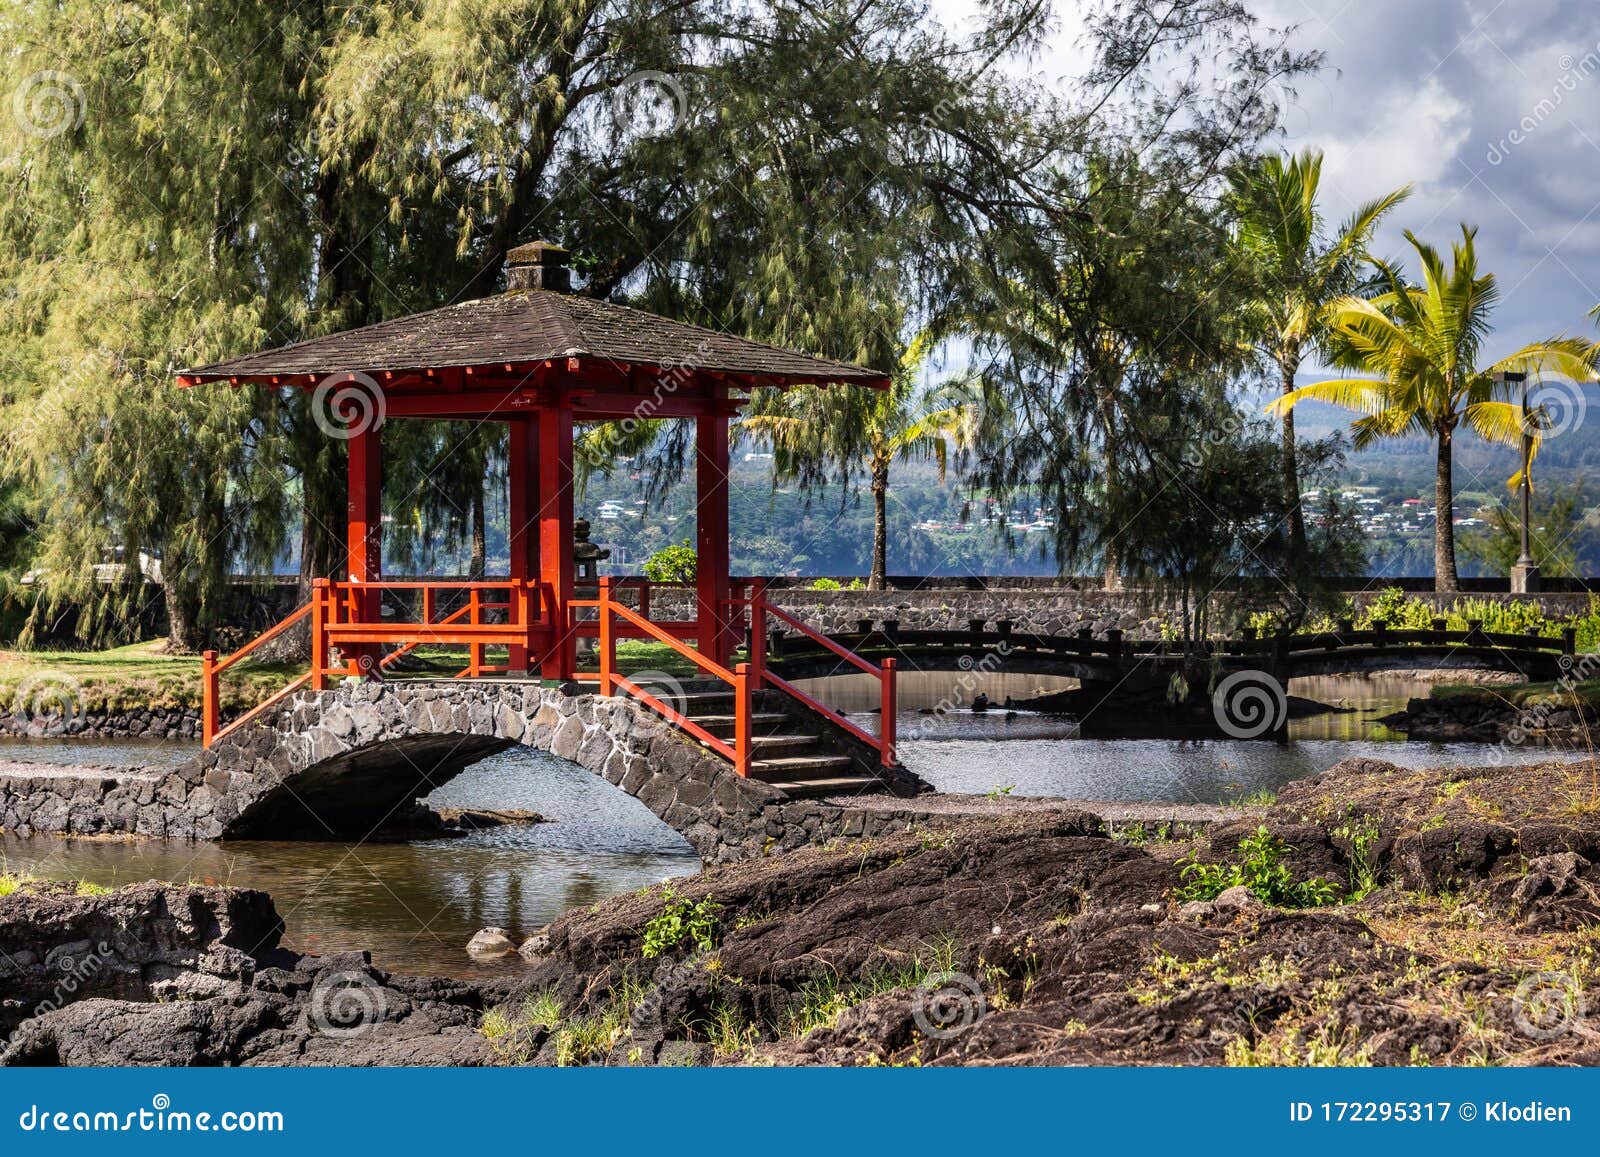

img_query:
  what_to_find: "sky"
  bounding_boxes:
[934,0,1600,363]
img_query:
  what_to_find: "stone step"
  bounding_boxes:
[756,774,885,798]
[749,733,824,754]
[690,712,791,737]
[747,754,858,781]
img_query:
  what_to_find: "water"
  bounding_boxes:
[0,746,696,980]
[0,672,1571,978]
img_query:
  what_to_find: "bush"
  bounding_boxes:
[641,886,720,958]
[1174,825,1340,908]
[642,541,696,584]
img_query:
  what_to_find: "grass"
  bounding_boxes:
[1428,678,1600,711]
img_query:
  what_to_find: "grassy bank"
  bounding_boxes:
[1428,678,1600,710]
[0,638,710,716]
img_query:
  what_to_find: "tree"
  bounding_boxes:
[742,331,981,589]
[1270,226,1597,591]
[1226,150,1409,558]
[1460,482,1584,579]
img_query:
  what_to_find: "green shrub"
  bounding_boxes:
[641,887,721,958]
[643,542,697,584]
[809,577,842,591]
[1175,825,1340,908]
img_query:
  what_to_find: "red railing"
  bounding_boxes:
[202,575,896,777]
[202,577,548,746]
[739,579,897,768]
[579,577,753,774]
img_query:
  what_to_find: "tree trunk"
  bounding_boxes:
[869,460,889,591]
[1434,427,1459,592]
[1280,354,1307,559]
[1097,381,1122,591]
[469,486,487,580]
[163,575,204,654]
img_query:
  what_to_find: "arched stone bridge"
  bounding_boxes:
[163,681,929,862]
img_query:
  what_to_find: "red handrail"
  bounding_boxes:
[592,577,752,774]
[735,581,896,768]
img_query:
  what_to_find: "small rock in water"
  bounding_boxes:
[518,931,551,961]
[466,927,517,958]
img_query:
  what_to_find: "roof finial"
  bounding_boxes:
[505,240,571,292]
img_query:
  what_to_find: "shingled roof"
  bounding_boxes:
[178,287,888,389]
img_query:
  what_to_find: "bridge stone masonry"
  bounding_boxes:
[0,681,939,863]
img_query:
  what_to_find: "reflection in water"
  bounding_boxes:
[1,748,696,979]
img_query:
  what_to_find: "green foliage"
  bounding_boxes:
[641,887,721,959]
[642,542,697,585]
[809,577,843,591]
[1332,815,1382,901]
[1175,826,1341,908]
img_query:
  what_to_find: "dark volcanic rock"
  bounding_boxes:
[0,883,505,1067]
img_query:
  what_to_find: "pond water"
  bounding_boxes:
[0,671,1575,979]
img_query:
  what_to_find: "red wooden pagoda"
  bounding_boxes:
[180,242,896,772]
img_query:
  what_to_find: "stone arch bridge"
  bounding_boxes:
[83,681,932,862]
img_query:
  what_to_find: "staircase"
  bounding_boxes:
[673,684,886,797]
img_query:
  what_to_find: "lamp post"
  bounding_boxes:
[1492,370,1538,593]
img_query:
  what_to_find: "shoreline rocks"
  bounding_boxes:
[0,882,506,1066]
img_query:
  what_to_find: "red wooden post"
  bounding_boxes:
[507,415,537,674]
[468,587,482,676]
[421,585,435,628]
[310,580,328,691]
[733,661,751,776]
[695,412,731,665]
[201,650,219,747]
[598,576,615,695]
[879,657,897,768]
[538,400,575,680]
[748,578,768,689]
[346,423,382,678]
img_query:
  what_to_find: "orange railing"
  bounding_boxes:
[741,579,897,768]
[203,575,896,776]
[202,577,548,747]
[580,577,753,774]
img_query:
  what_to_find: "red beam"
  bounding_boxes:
[507,416,537,674]
[346,423,383,676]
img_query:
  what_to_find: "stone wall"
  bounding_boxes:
[0,707,205,742]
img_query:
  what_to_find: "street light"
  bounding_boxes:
[1491,369,1537,593]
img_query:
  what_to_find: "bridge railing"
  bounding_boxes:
[201,577,552,747]
[737,579,898,768]
[578,577,753,774]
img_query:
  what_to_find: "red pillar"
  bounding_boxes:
[507,416,538,675]
[696,412,732,665]
[538,399,575,681]
[346,424,382,676]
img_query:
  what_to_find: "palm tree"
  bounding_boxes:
[1227,150,1410,559]
[1270,225,1596,591]
[743,331,981,590]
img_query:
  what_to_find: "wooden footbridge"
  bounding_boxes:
[758,615,1578,687]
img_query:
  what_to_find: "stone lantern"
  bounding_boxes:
[573,518,611,656]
